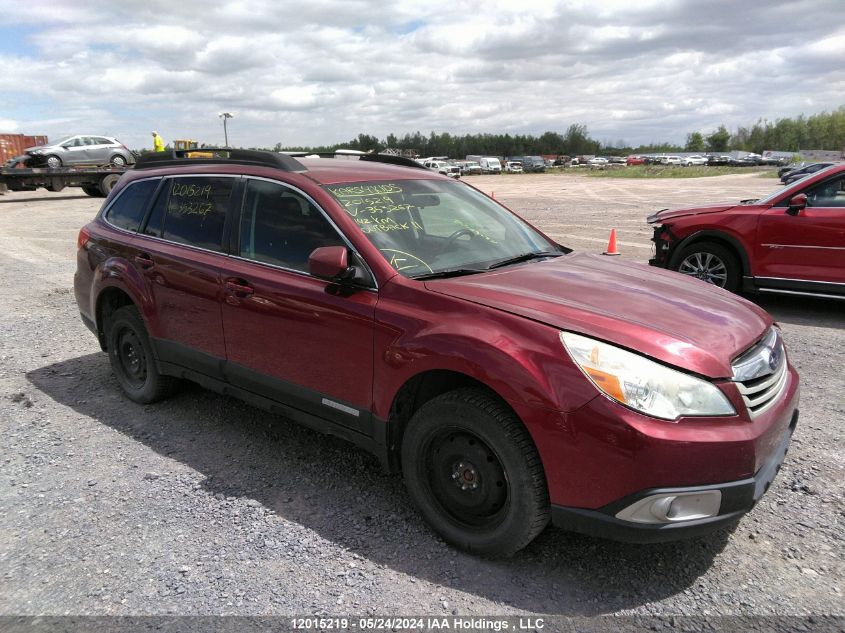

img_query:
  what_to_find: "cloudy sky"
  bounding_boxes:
[1,0,843,151]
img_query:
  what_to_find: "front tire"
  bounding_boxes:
[674,241,740,293]
[401,388,550,556]
[82,185,104,197]
[106,305,178,403]
[45,155,62,169]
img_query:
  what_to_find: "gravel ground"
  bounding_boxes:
[0,174,842,617]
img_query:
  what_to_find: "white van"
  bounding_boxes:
[466,155,502,174]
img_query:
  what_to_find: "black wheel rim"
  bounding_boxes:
[422,428,509,529]
[115,326,147,388]
[679,252,728,287]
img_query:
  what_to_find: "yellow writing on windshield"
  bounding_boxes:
[380,249,433,272]
[329,184,420,234]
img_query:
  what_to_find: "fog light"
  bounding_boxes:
[615,490,722,524]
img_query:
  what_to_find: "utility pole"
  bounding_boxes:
[219,112,233,147]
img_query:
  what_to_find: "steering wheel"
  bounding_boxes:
[441,228,476,251]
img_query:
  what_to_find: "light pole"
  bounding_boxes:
[219,112,233,147]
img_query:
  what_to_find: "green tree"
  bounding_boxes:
[706,126,731,152]
[684,132,705,152]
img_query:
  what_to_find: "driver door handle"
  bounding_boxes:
[134,253,154,269]
[225,278,254,297]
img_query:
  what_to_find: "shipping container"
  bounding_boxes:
[0,133,49,165]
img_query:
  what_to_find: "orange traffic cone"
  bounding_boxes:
[603,229,620,256]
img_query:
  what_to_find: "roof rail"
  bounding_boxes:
[359,153,428,170]
[280,151,428,171]
[134,148,306,172]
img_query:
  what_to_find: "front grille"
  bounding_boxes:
[732,328,788,418]
[735,356,788,417]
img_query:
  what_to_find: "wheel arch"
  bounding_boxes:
[668,230,751,276]
[384,369,544,476]
[94,286,138,351]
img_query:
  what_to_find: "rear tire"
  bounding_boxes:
[106,305,178,404]
[401,388,550,556]
[99,173,120,196]
[673,241,740,293]
[109,154,127,167]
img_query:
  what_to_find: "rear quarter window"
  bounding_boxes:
[104,179,159,232]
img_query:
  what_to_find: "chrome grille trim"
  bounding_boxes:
[732,328,788,418]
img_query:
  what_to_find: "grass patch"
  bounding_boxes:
[583,165,777,179]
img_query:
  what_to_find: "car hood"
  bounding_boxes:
[425,253,772,378]
[649,203,737,222]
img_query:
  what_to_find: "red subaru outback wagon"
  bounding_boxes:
[74,150,799,555]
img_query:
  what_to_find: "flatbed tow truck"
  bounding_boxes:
[0,164,127,197]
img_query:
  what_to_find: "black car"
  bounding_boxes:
[778,162,806,178]
[781,162,836,184]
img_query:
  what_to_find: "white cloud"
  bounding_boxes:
[0,0,843,149]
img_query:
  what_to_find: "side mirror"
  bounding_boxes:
[786,193,807,216]
[309,246,353,281]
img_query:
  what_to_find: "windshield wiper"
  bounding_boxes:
[411,268,487,280]
[486,251,561,270]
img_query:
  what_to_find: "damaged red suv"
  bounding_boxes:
[649,163,845,297]
[74,150,799,555]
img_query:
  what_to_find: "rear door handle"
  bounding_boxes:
[225,278,254,297]
[134,253,154,269]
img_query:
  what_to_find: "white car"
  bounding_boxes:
[420,159,461,178]
[461,161,482,175]
[504,161,523,173]
[660,156,683,165]
[682,155,707,166]
[587,157,609,166]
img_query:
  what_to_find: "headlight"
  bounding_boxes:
[560,332,736,421]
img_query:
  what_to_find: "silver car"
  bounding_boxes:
[24,135,134,168]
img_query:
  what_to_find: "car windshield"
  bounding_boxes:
[323,179,558,278]
[53,136,75,146]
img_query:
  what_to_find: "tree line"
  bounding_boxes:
[274,106,845,157]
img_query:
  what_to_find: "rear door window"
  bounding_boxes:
[160,177,234,252]
[104,179,159,232]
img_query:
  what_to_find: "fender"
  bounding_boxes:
[92,254,155,333]
[372,286,597,423]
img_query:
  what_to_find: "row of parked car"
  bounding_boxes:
[417,155,552,177]
[621,153,790,167]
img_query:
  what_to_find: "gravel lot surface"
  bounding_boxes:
[1,173,842,617]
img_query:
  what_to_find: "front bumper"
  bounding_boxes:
[648,223,673,268]
[550,409,798,543]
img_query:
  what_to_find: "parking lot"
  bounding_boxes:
[1,173,842,617]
